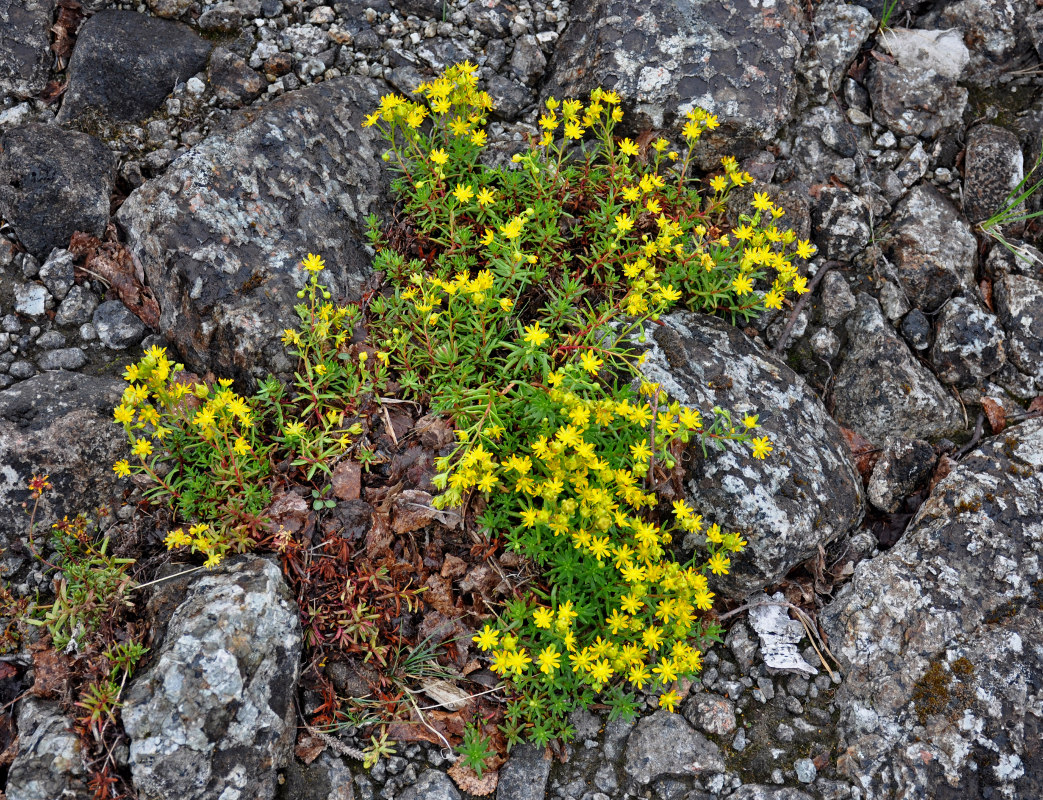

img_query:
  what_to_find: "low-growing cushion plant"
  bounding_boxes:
[96,62,814,753]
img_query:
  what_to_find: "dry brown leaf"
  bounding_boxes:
[294,732,326,764]
[365,512,393,560]
[28,645,72,699]
[980,279,994,312]
[981,397,1006,434]
[423,574,457,616]
[420,678,471,712]
[1028,396,1043,415]
[68,232,160,329]
[331,461,361,501]
[264,492,311,534]
[928,454,956,494]
[448,761,499,796]
[839,425,879,481]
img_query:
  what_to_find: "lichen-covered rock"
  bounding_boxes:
[116,76,388,384]
[5,698,88,800]
[822,417,1043,799]
[639,312,863,597]
[930,296,1006,387]
[811,188,872,261]
[0,124,116,259]
[623,710,724,786]
[208,46,266,109]
[0,0,54,99]
[0,372,127,574]
[963,124,1024,225]
[868,28,968,138]
[787,104,866,187]
[728,788,816,800]
[883,185,978,313]
[57,10,212,127]
[994,273,1043,382]
[543,0,805,166]
[399,770,460,800]
[122,557,302,800]
[495,744,551,800]
[832,294,964,443]
[800,3,875,98]
[865,437,936,513]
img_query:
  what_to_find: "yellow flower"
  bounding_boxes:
[732,274,754,296]
[763,289,784,310]
[476,187,495,206]
[132,438,153,459]
[751,436,773,459]
[113,404,134,425]
[283,421,306,439]
[453,183,475,204]
[614,213,634,235]
[658,689,681,713]
[473,624,500,651]
[302,253,325,273]
[537,645,561,675]
[523,322,549,348]
[618,138,639,156]
[709,175,728,193]
[795,239,816,259]
[112,459,131,478]
[204,551,223,569]
[707,552,730,576]
[233,437,251,456]
[629,664,651,689]
[533,607,554,629]
[752,191,773,212]
[579,350,603,374]
[564,121,584,140]
[470,129,487,147]
[499,297,513,312]
[506,648,531,675]
[621,186,641,202]
[430,148,448,165]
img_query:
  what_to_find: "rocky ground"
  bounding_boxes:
[1,0,1042,798]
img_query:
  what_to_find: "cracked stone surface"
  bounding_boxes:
[0,0,53,100]
[543,0,806,166]
[639,312,863,597]
[123,556,302,800]
[822,417,1043,800]
[116,76,388,385]
[5,698,88,800]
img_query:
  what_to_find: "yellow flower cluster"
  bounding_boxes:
[163,522,226,568]
[468,380,748,704]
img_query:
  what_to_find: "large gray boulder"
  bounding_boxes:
[832,294,964,443]
[56,10,212,127]
[0,124,117,258]
[822,418,1043,799]
[117,76,388,384]
[639,312,864,597]
[123,557,302,800]
[623,710,724,787]
[0,0,54,99]
[0,372,128,576]
[5,699,87,800]
[542,0,805,166]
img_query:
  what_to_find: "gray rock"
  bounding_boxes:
[465,0,510,36]
[683,692,737,737]
[487,74,535,121]
[543,0,805,166]
[0,372,127,565]
[399,769,460,800]
[639,312,863,596]
[509,35,546,86]
[0,124,116,259]
[899,308,931,351]
[788,104,865,187]
[36,347,87,371]
[34,331,65,349]
[816,271,857,329]
[793,758,817,784]
[94,300,148,349]
[147,0,196,17]
[893,141,930,189]
[985,239,1043,279]
[963,124,1024,225]
[811,188,871,261]
[0,0,53,99]
[717,785,815,800]
[801,3,875,97]
[38,249,75,301]
[823,417,1043,799]
[930,296,1006,387]
[13,283,50,317]
[123,557,302,800]
[833,294,963,443]
[198,2,242,33]
[869,28,968,137]
[5,698,88,800]
[994,273,1043,382]
[809,327,840,360]
[866,437,936,513]
[117,76,388,384]
[208,46,266,108]
[57,10,212,127]
[415,37,476,72]
[55,285,101,327]
[877,278,910,322]
[496,744,551,800]
[623,711,724,786]
[884,185,978,313]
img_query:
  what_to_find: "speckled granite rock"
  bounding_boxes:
[930,296,1006,387]
[639,312,864,597]
[0,0,54,99]
[123,557,302,800]
[883,185,978,313]
[496,744,552,800]
[800,3,875,98]
[5,699,88,800]
[0,124,116,259]
[994,273,1043,382]
[832,294,964,443]
[543,0,805,166]
[399,770,460,800]
[116,76,388,385]
[962,124,1024,225]
[822,417,1043,800]
[623,710,724,787]
[0,372,127,573]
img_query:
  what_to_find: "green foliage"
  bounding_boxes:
[979,143,1043,269]
[455,721,496,777]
